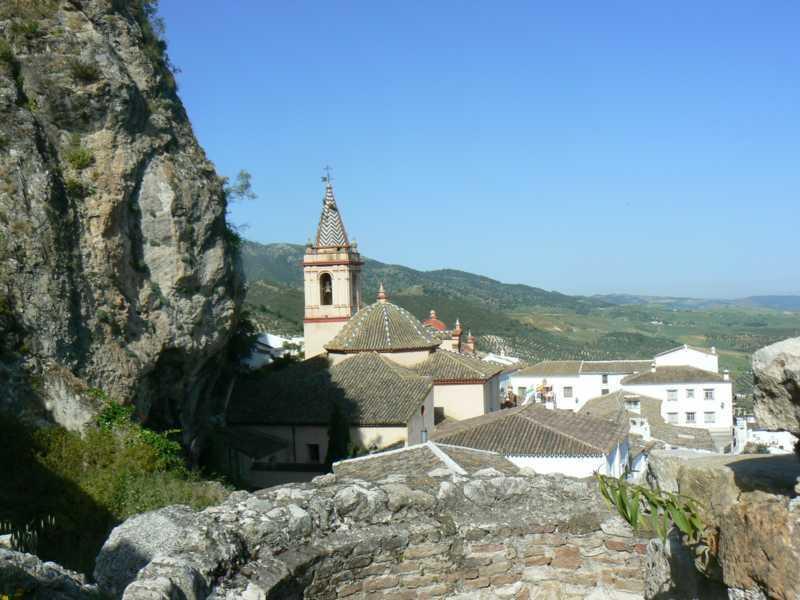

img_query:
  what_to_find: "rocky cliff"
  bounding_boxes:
[753,336,800,441]
[0,0,242,439]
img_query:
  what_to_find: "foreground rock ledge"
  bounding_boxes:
[94,469,646,599]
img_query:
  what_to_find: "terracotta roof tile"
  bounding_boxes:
[433,403,627,457]
[515,360,582,377]
[412,349,504,382]
[325,300,440,353]
[621,366,726,385]
[228,353,432,426]
[579,360,652,374]
[580,390,715,451]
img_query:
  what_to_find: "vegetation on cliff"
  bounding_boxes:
[0,400,227,576]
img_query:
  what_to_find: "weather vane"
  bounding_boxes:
[321,165,334,184]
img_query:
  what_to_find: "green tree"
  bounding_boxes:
[224,170,257,202]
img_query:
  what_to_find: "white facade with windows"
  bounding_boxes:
[622,376,733,433]
[509,346,731,433]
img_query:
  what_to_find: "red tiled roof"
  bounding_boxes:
[423,310,447,331]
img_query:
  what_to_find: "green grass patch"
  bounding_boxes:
[63,134,94,170]
[64,177,92,199]
[0,403,228,575]
[10,19,43,40]
[68,58,100,84]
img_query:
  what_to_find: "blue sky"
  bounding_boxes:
[159,1,799,298]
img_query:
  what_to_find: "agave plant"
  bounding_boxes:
[596,474,717,573]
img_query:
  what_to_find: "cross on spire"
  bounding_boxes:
[321,165,334,185]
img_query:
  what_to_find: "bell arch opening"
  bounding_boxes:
[320,273,333,306]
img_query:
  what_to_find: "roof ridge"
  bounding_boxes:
[374,352,430,381]
[518,407,616,454]
[440,350,491,377]
[432,405,527,440]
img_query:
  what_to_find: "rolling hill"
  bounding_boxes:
[242,241,800,402]
[595,293,800,312]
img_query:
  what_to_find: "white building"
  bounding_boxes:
[482,353,522,366]
[654,345,718,373]
[508,345,733,434]
[621,365,733,434]
[509,359,651,410]
[243,333,304,370]
[732,417,798,454]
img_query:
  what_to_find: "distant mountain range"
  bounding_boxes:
[594,294,800,312]
[241,241,800,401]
[241,241,607,313]
[240,241,686,364]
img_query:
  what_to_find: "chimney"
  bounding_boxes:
[723,369,730,381]
[711,346,716,355]
[451,319,463,352]
[650,362,656,373]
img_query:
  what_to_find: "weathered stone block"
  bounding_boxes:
[550,545,582,569]
[363,575,400,591]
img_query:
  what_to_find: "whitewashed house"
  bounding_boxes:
[654,345,718,373]
[620,365,733,433]
[507,345,732,434]
[432,403,629,478]
[509,360,650,410]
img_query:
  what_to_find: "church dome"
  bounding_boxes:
[325,287,439,354]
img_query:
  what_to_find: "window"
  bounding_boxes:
[601,388,609,396]
[563,386,573,398]
[685,412,696,424]
[686,388,695,399]
[320,273,333,305]
[421,429,428,443]
[625,400,640,412]
[704,412,716,424]
[602,374,609,384]
[307,443,321,463]
[667,412,679,424]
[704,389,714,401]
[667,389,678,401]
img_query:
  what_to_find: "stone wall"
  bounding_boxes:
[95,468,646,599]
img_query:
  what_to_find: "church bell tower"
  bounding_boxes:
[303,173,363,358]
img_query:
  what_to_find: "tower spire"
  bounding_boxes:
[315,169,349,247]
[377,282,389,303]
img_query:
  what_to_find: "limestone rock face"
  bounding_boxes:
[0,549,99,599]
[752,337,800,435]
[645,450,800,599]
[0,0,242,436]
